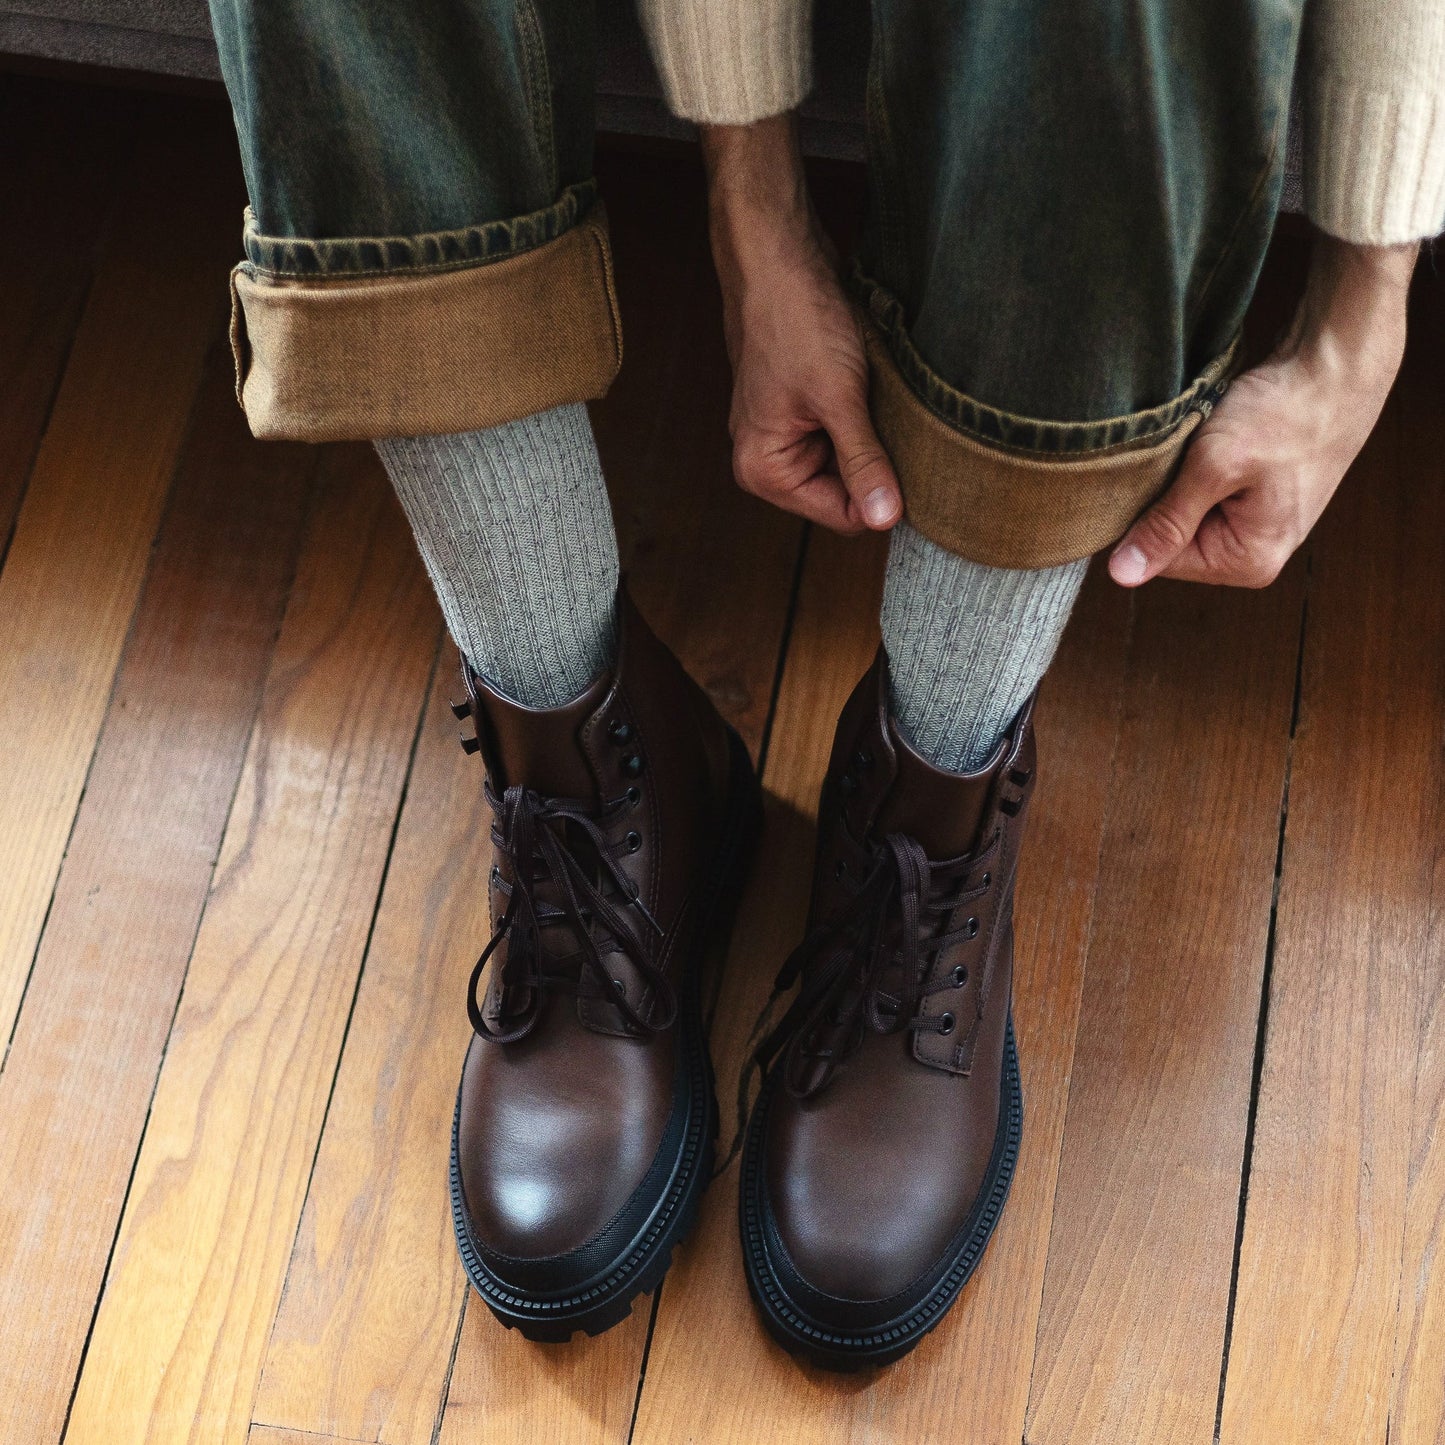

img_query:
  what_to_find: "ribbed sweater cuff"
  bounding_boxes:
[636,0,813,125]
[1305,73,1445,243]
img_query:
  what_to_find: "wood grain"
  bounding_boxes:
[431,144,806,1445]
[0,109,237,1054]
[0,76,137,540]
[250,665,482,1445]
[0,351,315,1445]
[842,564,1131,1444]
[63,447,440,1445]
[1218,277,1445,1444]
[1369,271,1445,1445]
[632,525,888,1445]
[1024,568,1304,1444]
[250,1429,375,1445]
[633,549,1132,1444]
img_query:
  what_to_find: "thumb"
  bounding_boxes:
[1109,438,1232,587]
[819,392,902,530]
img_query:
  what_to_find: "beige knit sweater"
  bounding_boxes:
[636,0,1445,245]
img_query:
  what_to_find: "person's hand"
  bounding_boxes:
[700,116,902,534]
[1109,236,1416,589]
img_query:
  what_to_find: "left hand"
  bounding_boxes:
[1109,236,1416,589]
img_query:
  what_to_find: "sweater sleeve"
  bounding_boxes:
[635,0,814,125]
[1303,0,1445,243]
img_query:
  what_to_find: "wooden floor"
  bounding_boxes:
[2,70,1443,1445]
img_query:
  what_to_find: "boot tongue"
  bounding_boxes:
[873,719,1001,860]
[470,671,611,800]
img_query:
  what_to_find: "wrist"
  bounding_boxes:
[1281,234,1415,374]
[700,115,821,287]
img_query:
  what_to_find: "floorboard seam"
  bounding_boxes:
[1017,579,1136,1440]
[1212,552,1312,1443]
[429,1287,470,1445]
[0,320,219,1081]
[754,522,812,781]
[52,446,324,1445]
[252,624,445,1424]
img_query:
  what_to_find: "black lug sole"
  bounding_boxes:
[450,726,763,1343]
[740,1017,1024,1371]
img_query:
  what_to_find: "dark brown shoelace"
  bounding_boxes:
[762,830,995,1095]
[467,781,671,1044]
[716,828,996,1176]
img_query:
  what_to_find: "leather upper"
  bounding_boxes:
[761,651,1036,1304]
[455,590,732,1264]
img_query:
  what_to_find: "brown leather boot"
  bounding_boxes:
[739,651,1035,1369]
[449,589,761,1340]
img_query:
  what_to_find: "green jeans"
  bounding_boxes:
[211,0,1302,567]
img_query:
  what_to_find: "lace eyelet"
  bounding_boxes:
[625,786,641,808]
[980,871,991,888]
[951,964,968,987]
[613,977,627,995]
[608,719,634,745]
[834,859,848,880]
[854,747,873,771]
[625,829,642,854]
[621,753,644,778]
[965,916,979,939]
[938,1012,956,1036]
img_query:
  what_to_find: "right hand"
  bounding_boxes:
[701,116,902,534]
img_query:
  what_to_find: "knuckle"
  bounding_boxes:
[1144,507,1192,553]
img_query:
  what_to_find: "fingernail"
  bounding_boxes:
[1110,543,1148,586]
[863,488,897,527]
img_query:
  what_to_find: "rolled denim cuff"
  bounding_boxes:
[856,277,1240,570]
[228,182,622,442]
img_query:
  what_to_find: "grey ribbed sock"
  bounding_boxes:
[376,404,619,708]
[881,522,1088,774]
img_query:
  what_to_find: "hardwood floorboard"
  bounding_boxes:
[1218,275,1445,1444]
[63,448,440,1445]
[1024,567,1305,1443]
[835,567,1132,1444]
[250,664,488,1445]
[0,104,239,1058]
[0,76,139,546]
[431,145,806,1445]
[0,349,315,1445]
[1373,274,1445,1445]
[631,525,889,1445]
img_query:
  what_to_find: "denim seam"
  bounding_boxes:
[853,267,1238,457]
[865,8,908,295]
[515,0,559,201]
[1184,60,1294,341]
[242,179,598,280]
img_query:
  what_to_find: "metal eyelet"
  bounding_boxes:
[608,719,634,745]
[854,747,873,771]
[938,1012,956,1036]
[625,829,642,854]
[834,859,848,880]
[621,753,644,778]
[965,916,979,939]
[951,964,968,987]
[613,977,627,995]
[625,786,641,808]
[980,871,991,888]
